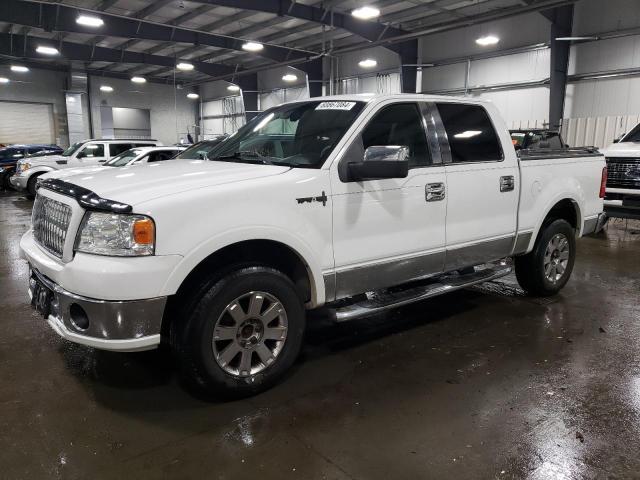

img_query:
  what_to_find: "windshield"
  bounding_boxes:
[202,100,366,168]
[176,139,227,160]
[62,142,84,157]
[105,148,145,167]
[622,123,640,143]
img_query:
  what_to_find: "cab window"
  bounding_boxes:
[77,143,105,159]
[109,143,135,157]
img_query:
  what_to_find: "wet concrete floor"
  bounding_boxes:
[1,188,640,479]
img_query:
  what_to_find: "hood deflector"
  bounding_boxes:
[37,178,133,214]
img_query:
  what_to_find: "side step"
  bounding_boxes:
[328,263,512,323]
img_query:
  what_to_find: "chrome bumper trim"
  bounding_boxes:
[582,213,607,236]
[30,267,165,352]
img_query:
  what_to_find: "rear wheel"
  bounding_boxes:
[515,219,576,296]
[0,170,11,191]
[172,266,306,398]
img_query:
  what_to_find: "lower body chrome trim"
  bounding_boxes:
[444,235,514,271]
[30,267,166,351]
[582,213,608,234]
[513,231,533,255]
[332,250,446,300]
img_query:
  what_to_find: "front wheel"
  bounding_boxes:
[26,174,41,199]
[172,266,306,398]
[515,219,576,296]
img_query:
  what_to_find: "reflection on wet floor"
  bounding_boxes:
[1,188,639,479]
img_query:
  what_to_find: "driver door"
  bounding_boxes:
[328,102,448,300]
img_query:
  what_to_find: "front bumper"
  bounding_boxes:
[10,173,27,191]
[604,188,640,220]
[30,267,166,352]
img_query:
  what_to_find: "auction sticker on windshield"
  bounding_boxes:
[315,101,356,111]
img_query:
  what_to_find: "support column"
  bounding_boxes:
[545,5,574,130]
[238,73,259,122]
[395,39,419,93]
[298,57,324,97]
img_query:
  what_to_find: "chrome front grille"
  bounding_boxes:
[606,157,640,188]
[32,194,73,258]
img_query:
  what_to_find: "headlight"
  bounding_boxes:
[18,162,31,172]
[75,212,155,256]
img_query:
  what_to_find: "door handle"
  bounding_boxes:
[426,182,446,202]
[500,176,515,192]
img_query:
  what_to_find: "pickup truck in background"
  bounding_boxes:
[20,95,606,397]
[601,123,640,220]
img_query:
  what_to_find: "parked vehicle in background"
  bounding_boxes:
[10,138,161,198]
[0,144,63,190]
[510,129,567,150]
[599,123,640,220]
[20,95,606,397]
[173,136,228,160]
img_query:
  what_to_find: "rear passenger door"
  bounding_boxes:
[435,102,518,270]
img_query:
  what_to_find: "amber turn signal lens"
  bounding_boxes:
[133,218,155,245]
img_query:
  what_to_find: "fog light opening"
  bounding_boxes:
[69,303,90,330]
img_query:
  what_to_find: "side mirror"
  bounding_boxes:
[348,146,409,181]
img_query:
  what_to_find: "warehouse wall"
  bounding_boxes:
[562,0,640,146]
[0,66,69,146]
[89,76,198,145]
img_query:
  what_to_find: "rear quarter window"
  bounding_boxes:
[437,103,503,163]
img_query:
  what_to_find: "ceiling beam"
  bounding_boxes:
[0,31,239,77]
[0,0,312,63]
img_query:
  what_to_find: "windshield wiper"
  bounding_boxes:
[214,151,275,165]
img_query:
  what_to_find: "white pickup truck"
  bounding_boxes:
[601,124,640,220]
[20,95,606,397]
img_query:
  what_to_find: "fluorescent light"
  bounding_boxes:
[0,77,9,84]
[242,42,264,52]
[358,58,378,68]
[36,45,59,55]
[253,112,274,132]
[100,85,113,92]
[282,74,298,82]
[454,130,482,139]
[227,84,241,92]
[76,15,104,27]
[187,93,199,99]
[10,65,29,72]
[176,62,194,71]
[476,35,500,46]
[131,76,146,83]
[352,6,380,20]
[555,36,599,41]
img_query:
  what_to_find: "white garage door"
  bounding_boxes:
[0,101,55,145]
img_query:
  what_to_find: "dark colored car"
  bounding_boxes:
[0,144,63,190]
[510,129,567,150]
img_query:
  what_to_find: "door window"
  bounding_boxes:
[108,143,134,157]
[147,151,175,162]
[77,143,105,159]
[361,103,431,168]
[436,103,502,163]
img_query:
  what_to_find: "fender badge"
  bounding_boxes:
[296,191,328,207]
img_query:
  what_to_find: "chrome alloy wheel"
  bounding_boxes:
[544,233,570,284]
[212,291,288,377]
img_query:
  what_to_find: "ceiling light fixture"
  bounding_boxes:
[358,58,378,68]
[10,65,29,72]
[176,62,194,71]
[36,45,59,55]
[76,15,104,27]
[242,42,264,52]
[352,6,380,20]
[0,77,9,84]
[187,93,199,99]
[100,85,113,92]
[282,74,298,82]
[227,84,241,92]
[555,36,599,41]
[476,35,500,46]
[131,76,146,83]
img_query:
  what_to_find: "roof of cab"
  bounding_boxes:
[282,93,493,106]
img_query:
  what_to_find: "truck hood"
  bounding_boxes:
[47,160,291,206]
[601,142,640,157]
[42,165,112,180]
[25,154,69,166]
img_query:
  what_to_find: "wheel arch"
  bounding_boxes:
[526,196,582,252]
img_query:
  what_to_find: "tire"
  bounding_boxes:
[26,174,41,199]
[0,171,10,191]
[515,219,576,297]
[172,266,306,398]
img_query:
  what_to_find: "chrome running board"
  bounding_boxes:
[328,264,512,323]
